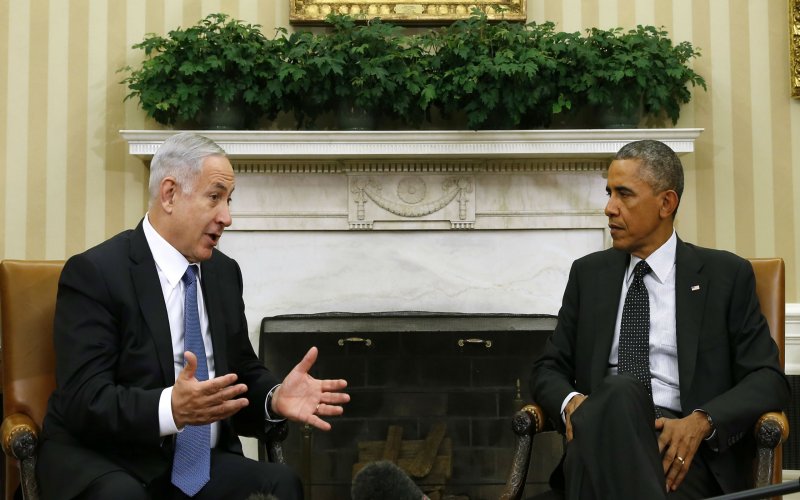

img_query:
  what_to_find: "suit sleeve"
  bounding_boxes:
[226,259,281,437]
[51,253,163,446]
[530,261,583,432]
[698,258,789,452]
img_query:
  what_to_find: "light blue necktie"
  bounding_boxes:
[171,264,211,496]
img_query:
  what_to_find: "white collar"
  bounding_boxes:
[627,230,677,284]
[142,213,199,288]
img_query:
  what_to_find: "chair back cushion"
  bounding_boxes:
[0,260,64,427]
[748,258,785,368]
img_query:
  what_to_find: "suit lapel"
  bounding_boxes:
[674,239,708,395]
[200,259,229,375]
[589,249,629,388]
[129,221,176,384]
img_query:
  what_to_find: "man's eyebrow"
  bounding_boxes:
[607,184,634,194]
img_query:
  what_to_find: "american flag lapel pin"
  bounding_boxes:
[691,285,700,291]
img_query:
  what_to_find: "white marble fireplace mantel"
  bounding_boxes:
[121,129,702,233]
[121,128,702,161]
[121,128,704,322]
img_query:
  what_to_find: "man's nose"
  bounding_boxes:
[219,203,232,227]
[604,197,617,217]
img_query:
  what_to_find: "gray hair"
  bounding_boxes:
[614,139,684,209]
[148,133,227,205]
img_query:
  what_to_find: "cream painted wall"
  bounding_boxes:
[1,0,799,301]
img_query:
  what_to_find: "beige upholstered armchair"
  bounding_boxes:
[500,258,790,500]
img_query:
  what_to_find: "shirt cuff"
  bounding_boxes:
[560,391,583,424]
[265,384,287,423]
[158,386,180,436]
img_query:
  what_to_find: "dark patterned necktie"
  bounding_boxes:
[618,261,654,397]
[171,265,211,497]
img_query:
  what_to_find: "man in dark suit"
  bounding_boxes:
[36,133,350,499]
[531,140,789,499]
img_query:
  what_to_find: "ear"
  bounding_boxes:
[659,190,679,219]
[159,177,178,214]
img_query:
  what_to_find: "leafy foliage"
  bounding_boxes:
[120,12,706,130]
[571,25,707,124]
[120,13,282,128]
[421,10,565,129]
[283,14,430,128]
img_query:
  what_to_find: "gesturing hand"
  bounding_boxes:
[171,351,249,429]
[271,346,350,431]
[656,411,712,492]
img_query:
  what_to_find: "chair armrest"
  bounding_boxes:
[260,420,289,464]
[499,404,548,500]
[755,411,789,448]
[754,411,789,488]
[1,412,40,461]
[2,412,42,500]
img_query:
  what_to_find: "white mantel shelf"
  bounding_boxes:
[120,128,703,161]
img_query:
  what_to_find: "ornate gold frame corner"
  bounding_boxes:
[288,0,526,25]
[792,0,800,98]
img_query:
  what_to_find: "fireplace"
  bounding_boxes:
[257,312,559,500]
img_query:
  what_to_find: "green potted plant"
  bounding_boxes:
[570,25,707,128]
[420,10,565,130]
[282,14,430,130]
[120,13,283,129]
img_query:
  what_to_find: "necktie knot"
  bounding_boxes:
[633,260,651,281]
[182,264,198,287]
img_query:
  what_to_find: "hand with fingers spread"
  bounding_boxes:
[270,346,350,431]
[655,412,713,492]
[171,351,250,429]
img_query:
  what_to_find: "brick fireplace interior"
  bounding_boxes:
[258,312,562,500]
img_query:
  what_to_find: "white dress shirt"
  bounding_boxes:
[607,230,681,412]
[143,214,221,447]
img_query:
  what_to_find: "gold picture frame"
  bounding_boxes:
[793,0,800,98]
[289,0,526,25]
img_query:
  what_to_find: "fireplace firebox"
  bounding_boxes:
[257,312,561,500]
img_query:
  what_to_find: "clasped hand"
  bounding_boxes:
[171,347,350,432]
[656,412,712,492]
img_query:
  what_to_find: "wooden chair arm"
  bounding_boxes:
[1,413,39,461]
[1,413,41,500]
[499,403,548,500]
[259,420,289,465]
[252,418,289,465]
[754,411,789,489]
[754,411,789,448]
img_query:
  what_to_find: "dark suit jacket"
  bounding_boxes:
[530,238,789,493]
[37,221,281,499]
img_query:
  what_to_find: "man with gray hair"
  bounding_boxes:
[531,140,788,498]
[36,133,349,499]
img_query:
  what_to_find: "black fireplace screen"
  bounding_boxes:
[258,311,559,500]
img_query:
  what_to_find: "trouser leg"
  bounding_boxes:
[564,374,666,500]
